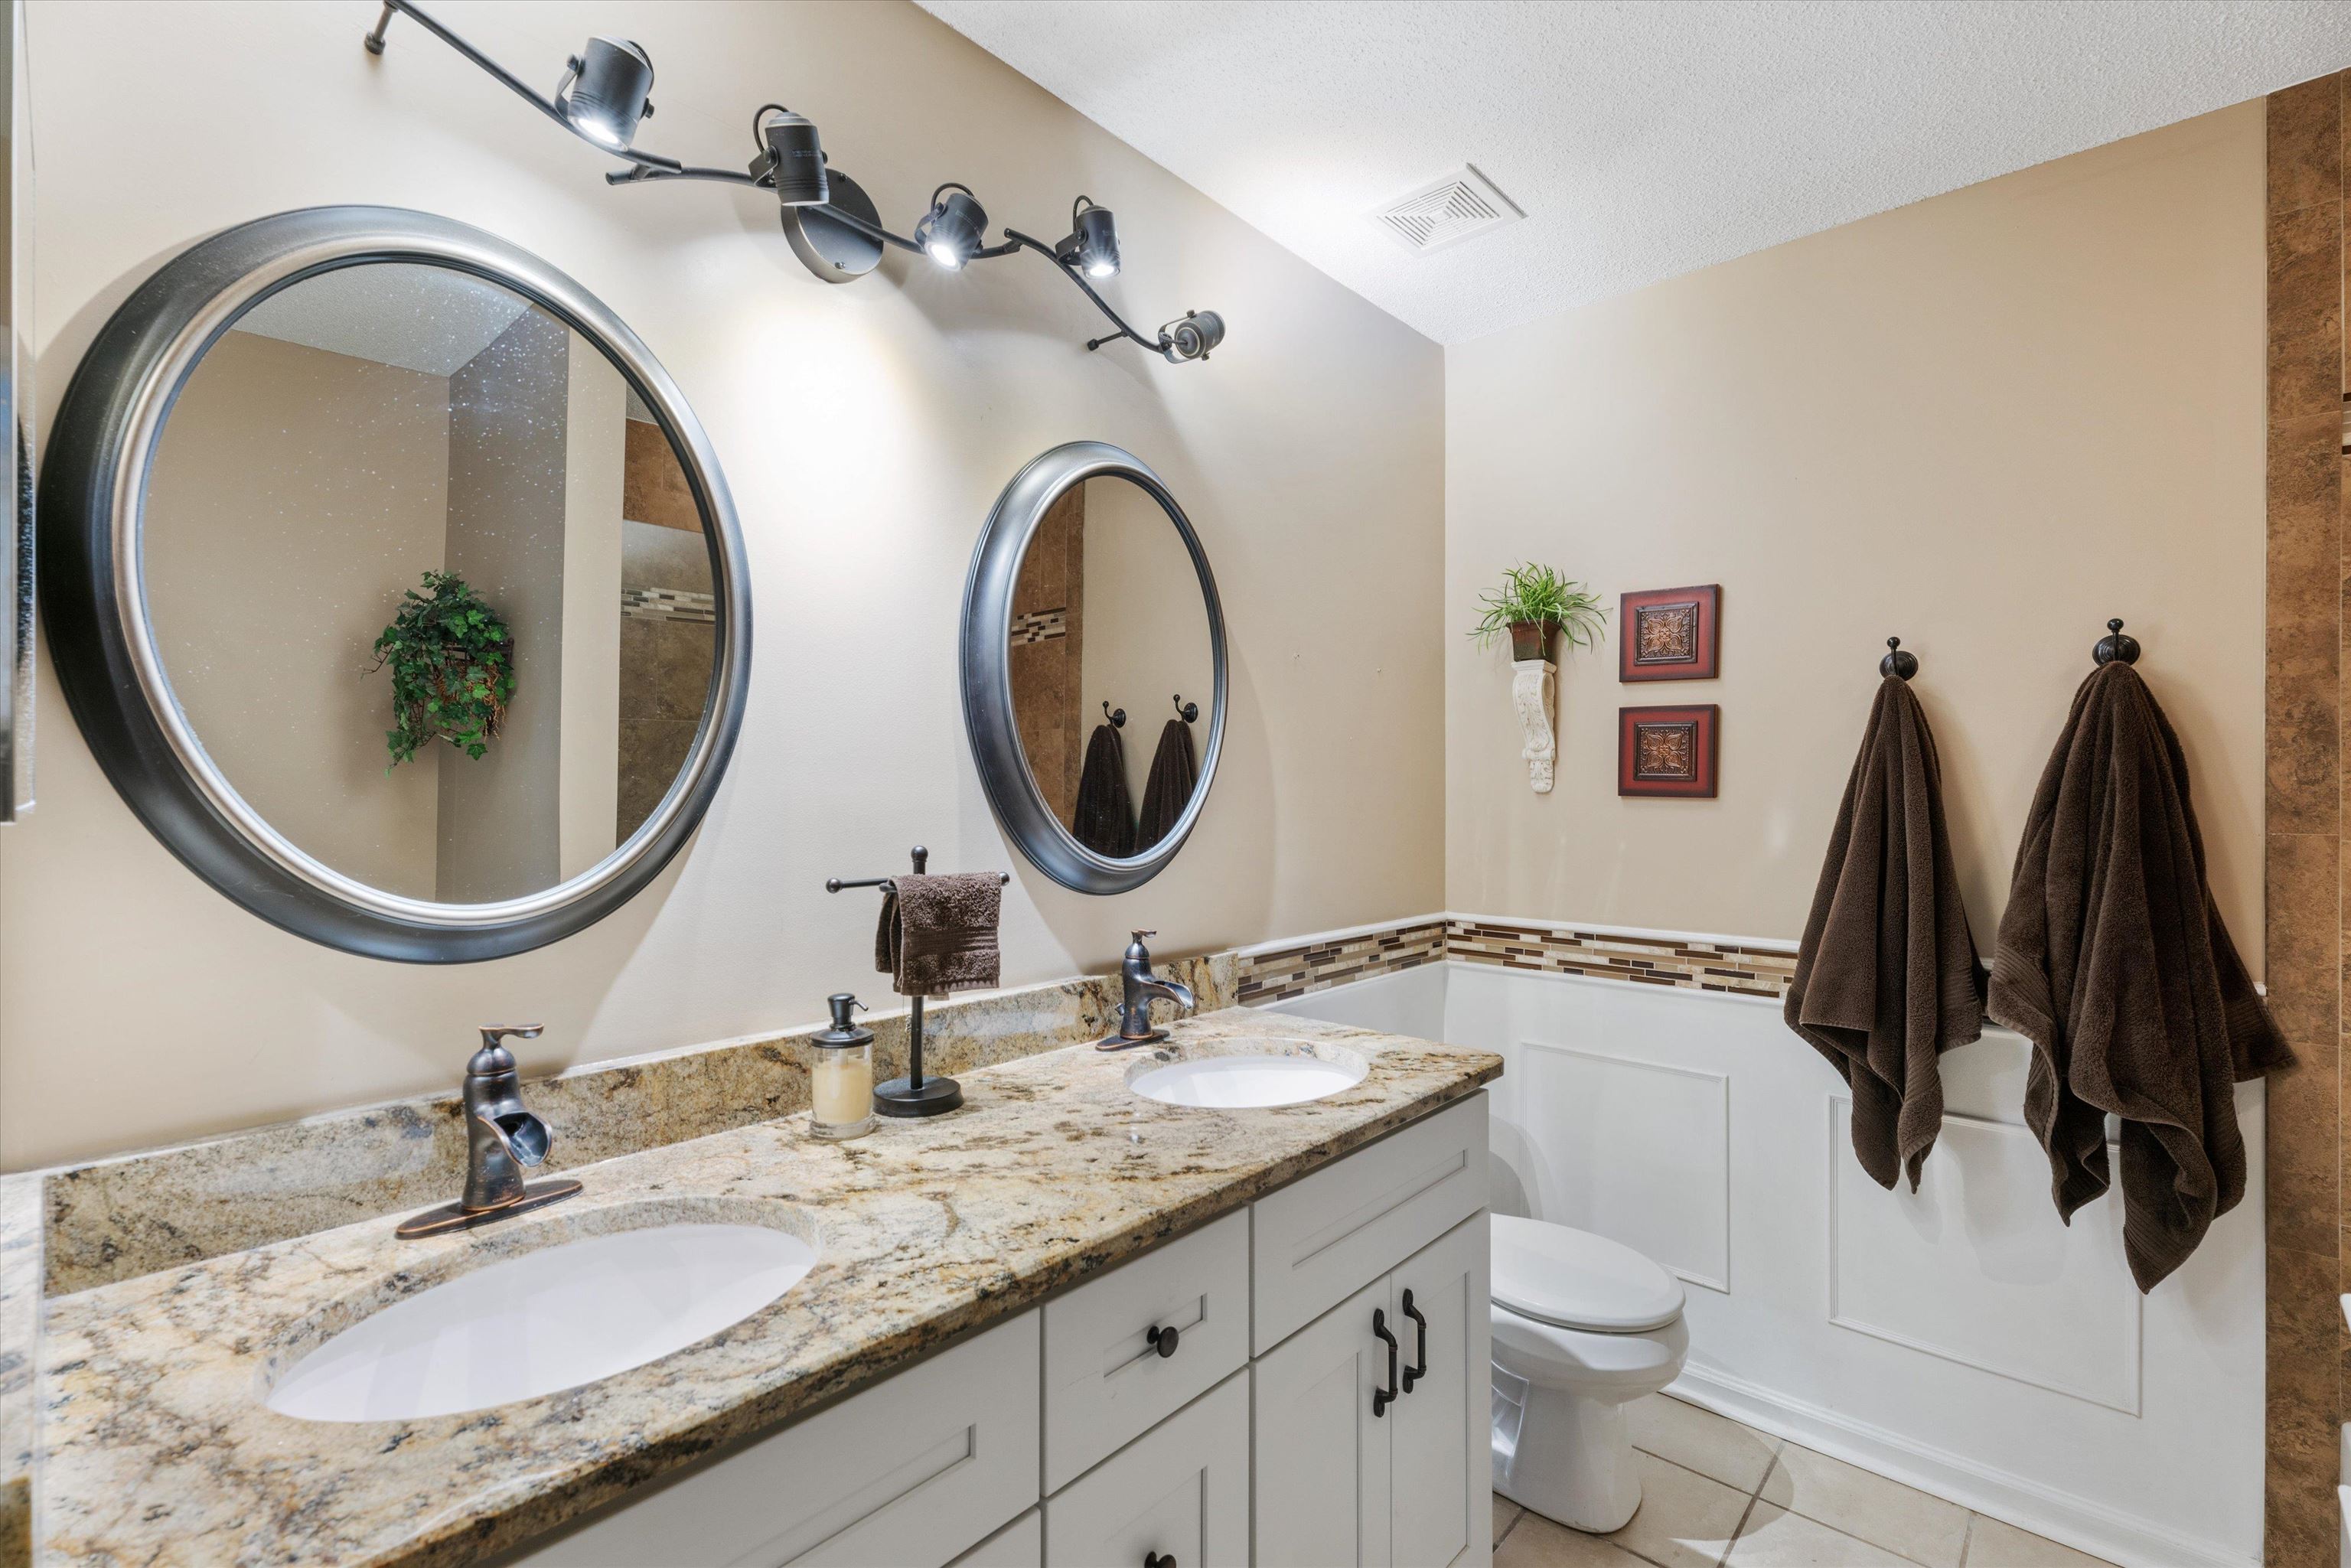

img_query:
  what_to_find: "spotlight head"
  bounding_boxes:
[914,185,989,270]
[559,37,654,150]
[1055,199,1120,279]
[1160,309,1225,363]
[757,107,829,207]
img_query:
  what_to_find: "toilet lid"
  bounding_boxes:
[1490,1214,1685,1334]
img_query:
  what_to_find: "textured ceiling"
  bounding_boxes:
[918,0,2351,344]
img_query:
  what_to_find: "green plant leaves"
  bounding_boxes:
[1469,560,1608,653]
[367,570,517,771]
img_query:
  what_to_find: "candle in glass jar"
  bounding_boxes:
[808,992,876,1141]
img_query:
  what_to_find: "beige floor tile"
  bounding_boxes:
[1497,1491,1525,1546]
[1756,1442,1968,1567]
[1498,1510,1657,1567]
[1728,1504,1914,1567]
[1603,1452,1754,1568]
[1626,1394,1781,1493]
[1961,1514,2118,1568]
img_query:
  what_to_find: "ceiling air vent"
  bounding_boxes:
[1370,165,1522,256]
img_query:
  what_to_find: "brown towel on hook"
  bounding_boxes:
[1987,660,2290,1293]
[1136,719,1199,851]
[1785,674,1986,1191]
[1073,722,1136,858]
[875,872,1003,999]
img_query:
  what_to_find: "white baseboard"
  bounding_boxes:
[1669,1363,2256,1568]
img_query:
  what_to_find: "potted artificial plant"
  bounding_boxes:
[367,570,516,771]
[1470,562,1606,663]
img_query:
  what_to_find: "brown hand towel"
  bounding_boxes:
[1786,674,1986,1191]
[1987,660,2291,1293]
[1073,722,1136,858]
[1136,718,1199,851]
[875,872,1003,999]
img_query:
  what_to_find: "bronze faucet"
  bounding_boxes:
[1094,931,1197,1050]
[394,1025,582,1239]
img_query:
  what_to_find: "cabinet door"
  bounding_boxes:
[1251,1276,1394,1568]
[1045,1370,1250,1568]
[1390,1214,1491,1568]
[951,1510,1041,1568]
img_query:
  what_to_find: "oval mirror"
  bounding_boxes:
[39,207,751,961]
[961,442,1225,894]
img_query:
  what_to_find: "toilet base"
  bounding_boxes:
[1492,1370,1645,1533]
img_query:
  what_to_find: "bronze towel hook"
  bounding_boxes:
[1101,701,1126,729]
[1880,636,1917,681]
[2092,618,2141,667]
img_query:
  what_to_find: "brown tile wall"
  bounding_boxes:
[2267,69,2348,1568]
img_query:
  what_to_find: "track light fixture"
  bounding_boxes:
[362,0,1226,365]
[1056,197,1120,280]
[557,37,654,149]
[914,186,990,270]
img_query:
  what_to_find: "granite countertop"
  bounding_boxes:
[37,1010,1499,1568]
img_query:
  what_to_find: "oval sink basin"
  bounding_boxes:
[1127,1043,1369,1109]
[266,1222,817,1423]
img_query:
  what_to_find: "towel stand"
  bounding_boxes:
[2092,618,2141,667]
[825,845,1010,1119]
[1879,636,1918,682]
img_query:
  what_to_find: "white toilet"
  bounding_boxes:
[1489,1213,1689,1533]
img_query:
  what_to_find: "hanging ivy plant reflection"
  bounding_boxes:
[369,570,515,769]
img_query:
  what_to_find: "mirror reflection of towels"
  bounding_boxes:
[1073,722,1135,857]
[1136,718,1198,850]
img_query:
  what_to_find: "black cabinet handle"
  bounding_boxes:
[1145,1553,1176,1568]
[1400,1289,1428,1394]
[1371,1307,1400,1416]
[1147,1323,1180,1358]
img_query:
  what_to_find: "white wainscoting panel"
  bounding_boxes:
[1270,958,2267,1568]
[1518,1042,1729,1292]
[1826,1099,2142,1414]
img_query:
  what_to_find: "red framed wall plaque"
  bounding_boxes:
[1618,704,1719,797]
[1619,584,1720,682]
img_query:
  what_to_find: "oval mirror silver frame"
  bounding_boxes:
[960,441,1226,895]
[37,206,752,962]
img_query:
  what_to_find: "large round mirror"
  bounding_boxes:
[962,442,1224,893]
[40,208,751,961]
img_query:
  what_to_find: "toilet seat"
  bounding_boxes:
[1491,1214,1685,1334]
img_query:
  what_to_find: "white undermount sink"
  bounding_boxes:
[1126,1041,1370,1109]
[266,1221,817,1423]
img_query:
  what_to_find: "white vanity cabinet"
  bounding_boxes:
[507,1091,1489,1568]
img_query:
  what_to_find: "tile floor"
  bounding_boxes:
[1492,1394,2120,1568]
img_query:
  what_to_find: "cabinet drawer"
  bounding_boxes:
[1045,1371,1250,1568]
[1251,1092,1487,1354]
[1043,1208,1250,1492]
[507,1310,1041,1568]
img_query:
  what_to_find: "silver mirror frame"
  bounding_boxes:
[38,206,753,962]
[960,441,1225,895]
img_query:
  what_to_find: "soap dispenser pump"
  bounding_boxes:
[809,993,876,1141]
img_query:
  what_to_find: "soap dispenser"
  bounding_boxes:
[809,993,876,1141]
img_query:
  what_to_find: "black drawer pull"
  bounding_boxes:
[1147,1323,1180,1358]
[1371,1307,1400,1416]
[1400,1289,1428,1394]
[1145,1553,1176,1568]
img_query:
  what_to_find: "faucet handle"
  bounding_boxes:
[1130,929,1156,943]
[470,1024,544,1075]
[479,1025,544,1049]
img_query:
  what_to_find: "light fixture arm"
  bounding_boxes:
[997,230,1165,354]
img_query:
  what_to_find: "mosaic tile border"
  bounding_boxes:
[1237,914,1798,1004]
[620,585,716,624]
[1234,919,1448,1003]
[1009,607,1068,645]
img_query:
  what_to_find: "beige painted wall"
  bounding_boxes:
[0,0,1444,1167]
[1078,475,1215,810]
[1445,103,2266,969]
[142,329,451,900]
